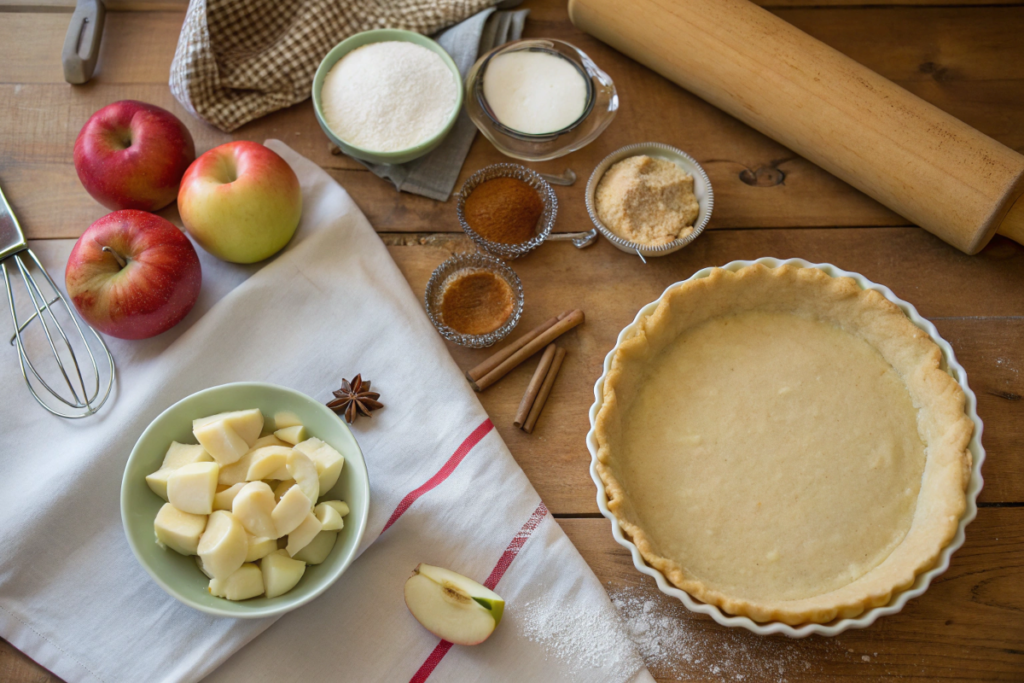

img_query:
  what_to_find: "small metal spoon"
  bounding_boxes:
[538,169,577,186]
[546,229,599,249]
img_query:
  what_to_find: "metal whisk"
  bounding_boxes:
[1,183,114,418]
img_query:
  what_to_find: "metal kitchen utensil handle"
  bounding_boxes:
[545,228,598,249]
[538,169,577,186]
[63,0,106,85]
[0,183,114,418]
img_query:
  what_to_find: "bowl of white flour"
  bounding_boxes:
[313,29,463,165]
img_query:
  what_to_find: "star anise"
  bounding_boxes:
[327,374,383,423]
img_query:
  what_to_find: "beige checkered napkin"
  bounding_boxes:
[170,0,495,132]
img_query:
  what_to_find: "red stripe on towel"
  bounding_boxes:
[380,418,494,536]
[408,502,550,683]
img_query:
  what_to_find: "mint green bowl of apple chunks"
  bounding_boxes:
[121,382,370,618]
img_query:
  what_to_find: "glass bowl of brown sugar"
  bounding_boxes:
[424,252,524,348]
[456,164,557,260]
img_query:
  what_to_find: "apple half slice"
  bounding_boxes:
[404,564,504,646]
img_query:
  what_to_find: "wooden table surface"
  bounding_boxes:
[2,0,1022,681]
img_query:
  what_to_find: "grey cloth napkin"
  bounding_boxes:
[355,7,529,201]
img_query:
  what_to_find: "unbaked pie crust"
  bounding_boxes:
[594,264,972,625]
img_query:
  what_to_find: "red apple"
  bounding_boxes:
[66,210,202,340]
[74,100,196,211]
[178,141,302,264]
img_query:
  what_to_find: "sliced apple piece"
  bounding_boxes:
[209,563,265,601]
[274,479,295,500]
[154,503,207,556]
[246,534,277,562]
[287,450,319,505]
[217,449,256,486]
[295,439,345,494]
[320,500,350,517]
[214,482,245,511]
[198,511,248,580]
[194,420,249,466]
[285,513,322,556]
[232,481,278,539]
[245,446,294,481]
[273,410,302,429]
[167,461,219,515]
[314,502,344,531]
[146,442,213,500]
[252,434,288,449]
[404,564,504,646]
[274,425,306,445]
[196,555,214,578]
[272,485,312,537]
[261,550,306,598]
[292,531,337,565]
[193,409,264,447]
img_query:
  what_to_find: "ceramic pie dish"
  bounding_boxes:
[586,257,985,637]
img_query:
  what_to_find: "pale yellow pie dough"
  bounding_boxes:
[594,265,973,625]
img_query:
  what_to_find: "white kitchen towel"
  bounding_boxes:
[0,142,651,683]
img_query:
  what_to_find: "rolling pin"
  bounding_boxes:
[568,0,1024,254]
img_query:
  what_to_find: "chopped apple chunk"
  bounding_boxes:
[272,486,311,537]
[314,502,344,531]
[217,449,255,486]
[214,483,246,510]
[194,409,264,447]
[261,551,306,598]
[209,564,264,601]
[167,461,220,515]
[245,446,293,481]
[292,531,337,565]
[273,411,302,429]
[295,438,345,494]
[286,513,322,556]
[146,442,212,500]
[251,434,288,449]
[274,425,306,445]
[194,420,249,466]
[246,534,277,562]
[198,511,248,580]
[320,500,350,518]
[274,479,295,500]
[232,481,278,539]
[287,450,319,505]
[154,504,207,556]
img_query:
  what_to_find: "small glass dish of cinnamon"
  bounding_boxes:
[456,163,557,260]
[424,252,524,348]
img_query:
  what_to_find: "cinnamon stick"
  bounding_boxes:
[471,309,584,391]
[523,347,567,434]
[466,310,570,382]
[513,344,557,428]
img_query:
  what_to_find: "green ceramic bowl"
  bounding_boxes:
[121,382,370,618]
[311,28,463,165]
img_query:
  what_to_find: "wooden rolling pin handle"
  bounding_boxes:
[569,0,1024,254]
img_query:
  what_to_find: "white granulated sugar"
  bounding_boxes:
[321,41,457,152]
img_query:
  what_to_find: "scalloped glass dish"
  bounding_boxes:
[424,252,524,349]
[465,39,617,161]
[586,257,985,637]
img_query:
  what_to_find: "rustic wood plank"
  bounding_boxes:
[389,234,1024,513]
[560,509,1024,682]
[0,638,58,683]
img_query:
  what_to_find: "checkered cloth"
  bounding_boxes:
[170,0,495,132]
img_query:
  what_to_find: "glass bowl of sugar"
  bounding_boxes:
[465,39,618,162]
[313,29,463,165]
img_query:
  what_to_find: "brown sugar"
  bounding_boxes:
[441,270,514,335]
[464,177,543,244]
[595,155,699,246]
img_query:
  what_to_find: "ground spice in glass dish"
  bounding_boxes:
[440,270,515,335]
[463,177,544,244]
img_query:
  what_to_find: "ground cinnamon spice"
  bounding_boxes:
[441,270,514,335]
[464,177,543,244]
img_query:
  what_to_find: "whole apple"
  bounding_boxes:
[66,210,202,340]
[74,100,196,211]
[178,141,302,264]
